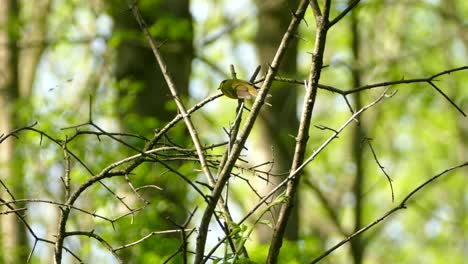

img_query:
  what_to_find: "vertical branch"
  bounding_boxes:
[230,64,238,79]
[122,2,245,257]
[124,0,215,187]
[266,0,337,262]
[54,205,71,263]
[195,1,310,263]
[124,2,253,260]
[254,0,300,242]
[61,138,71,200]
[53,135,74,263]
[211,64,249,257]
[349,3,366,264]
[267,1,363,261]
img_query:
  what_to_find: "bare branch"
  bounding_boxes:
[303,179,347,236]
[310,162,468,263]
[309,0,322,20]
[203,88,391,260]
[364,138,395,202]
[124,0,215,190]
[241,89,391,227]
[114,228,196,252]
[262,66,468,116]
[196,1,310,262]
[267,1,331,260]
[65,231,123,264]
[427,80,466,116]
[328,0,361,28]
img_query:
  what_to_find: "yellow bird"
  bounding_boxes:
[218,79,271,105]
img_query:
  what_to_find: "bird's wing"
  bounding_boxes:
[234,83,256,99]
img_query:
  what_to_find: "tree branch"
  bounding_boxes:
[310,162,468,263]
[328,0,361,28]
[267,0,332,262]
[196,1,310,263]
[124,0,215,188]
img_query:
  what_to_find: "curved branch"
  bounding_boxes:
[310,162,468,263]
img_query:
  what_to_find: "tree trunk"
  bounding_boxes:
[108,0,194,261]
[0,1,28,263]
[19,0,51,97]
[254,0,299,243]
[110,0,193,126]
[349,5,366,264]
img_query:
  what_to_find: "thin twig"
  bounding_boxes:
[364,138,394,202]
[113,229,196,251]
[262,66,468,116]
[310,162,468,263]
[125,0,215,188]
[65,231,123,264]
[328,0,361,28]
[239,89,392,227]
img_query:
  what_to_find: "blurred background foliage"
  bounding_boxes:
[0,0,466,263]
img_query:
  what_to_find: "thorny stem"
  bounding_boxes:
[195,1,310,263]
[266,1,332,262]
